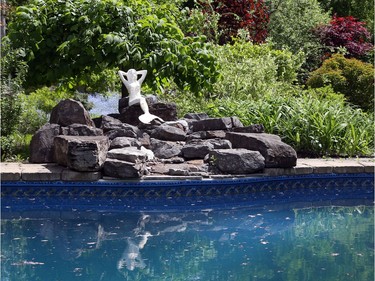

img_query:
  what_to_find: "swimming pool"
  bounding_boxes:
[1,174,374,280]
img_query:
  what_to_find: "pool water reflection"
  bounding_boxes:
[1,200,373,281]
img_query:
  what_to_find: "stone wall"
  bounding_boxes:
[29,99,297,179]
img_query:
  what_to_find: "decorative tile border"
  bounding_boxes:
[1,174,373,215]
[1,173,373,198]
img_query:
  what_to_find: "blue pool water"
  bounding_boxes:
[1,175,374,281]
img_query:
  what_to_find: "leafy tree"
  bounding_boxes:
[315,16,373,59]
[317,0,374,35]
[0,37,27,137]
[197,0,270,44]
[5,0,220,94]
[266,0,330,81]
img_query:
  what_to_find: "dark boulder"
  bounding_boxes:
[190,117,243,132]
[181,142,214,160]
[104,123,141,140]
[184,112,209,120]
[150,139,182,159]
[149,102,178,122]
[61,124,103,136]
[186,130,227,140]
[29,124,61,163]
[100,115,124,132]
[50,99,94,127]
[150,124,186,141]
[186,138,232,149]
[103,159,145,178]
[107,147,149,163]
[208,149,265,174]
[226,132,297,168]
[54,135,110,172]
[119,102,177,125]
[231,124,265,133]
[110,137,141,149]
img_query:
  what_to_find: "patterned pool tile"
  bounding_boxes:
[1,173,373,199]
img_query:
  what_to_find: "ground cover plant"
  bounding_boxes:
[164,85,374,158]
[1,0,374,161]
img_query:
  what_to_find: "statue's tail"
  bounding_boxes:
[138,113,164,124]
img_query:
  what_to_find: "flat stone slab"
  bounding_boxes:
[107,147,148,163]
[190,117,243,132]
[103,158,145,178]
[21,164,64,181]
[297,158,373,174]
[61,169,102,181]
[1,158,373,181]
[0,163,23,181]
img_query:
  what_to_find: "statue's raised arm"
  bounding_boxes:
[118,69,163,124]
[136,70,147,85]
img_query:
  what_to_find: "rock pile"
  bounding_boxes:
[29,98,297,178]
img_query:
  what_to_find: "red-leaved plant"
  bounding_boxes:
[201,0,269,44]
[315,15,373,58]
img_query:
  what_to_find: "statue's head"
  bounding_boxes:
[127,69,137,82]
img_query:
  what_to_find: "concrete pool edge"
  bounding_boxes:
[0,158,374,182]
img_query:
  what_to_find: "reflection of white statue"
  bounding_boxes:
[118,69,164,124]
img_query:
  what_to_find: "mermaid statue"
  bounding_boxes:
[118,69,164,124]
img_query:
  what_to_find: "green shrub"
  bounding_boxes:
[208,41,304,99]
[0,133,32,162]
[17,87,83,134]
[306,54,374,111]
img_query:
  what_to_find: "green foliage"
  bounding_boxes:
[208,40,304,99]
[6,0,220,94]
[306,54,374,111]
[266,0,331,81]
[169,86,374,157]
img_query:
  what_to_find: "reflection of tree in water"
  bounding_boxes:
[275,206,374,281]
[1,205,373,281]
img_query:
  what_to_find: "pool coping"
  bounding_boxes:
[0,158,374,182]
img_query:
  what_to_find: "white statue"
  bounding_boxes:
[118,69,164,124]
